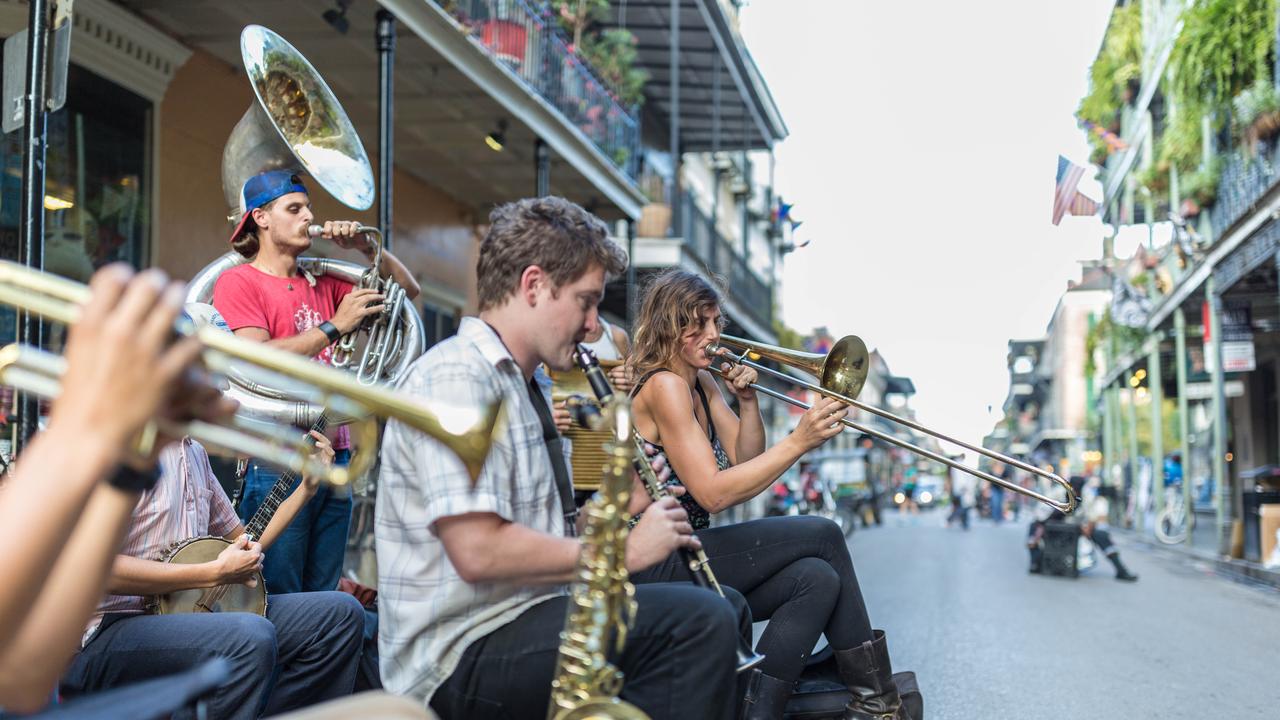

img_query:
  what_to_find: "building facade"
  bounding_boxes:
[1073,0,1280,569]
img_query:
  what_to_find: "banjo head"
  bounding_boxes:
[152,536,267,616]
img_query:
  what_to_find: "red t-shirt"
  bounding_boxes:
[212,263,355,447]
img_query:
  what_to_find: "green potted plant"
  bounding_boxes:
[1077,2,1142,133]
[1233,78,1280,152]
[1178,158,1223,216]
[550,1,649,107]
[1135,161,1169,197]
[1089,142,1111,167]
[1168,0,1276,132]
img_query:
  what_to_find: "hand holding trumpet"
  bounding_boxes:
[51,264,237,466]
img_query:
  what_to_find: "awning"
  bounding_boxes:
[606,0,787,151]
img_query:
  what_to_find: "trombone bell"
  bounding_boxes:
[717,333,870,401]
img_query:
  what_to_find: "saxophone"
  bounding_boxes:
[547,395,650,720]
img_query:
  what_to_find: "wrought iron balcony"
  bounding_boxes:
[1213,141,1280,236]
[440,0,641,177]
[680,191,773,328]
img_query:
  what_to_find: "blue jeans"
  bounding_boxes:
[990,487,1005,523]
[238,448,352,594]
[61,592,364,720]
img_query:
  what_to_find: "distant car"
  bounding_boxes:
[913,475,945,508]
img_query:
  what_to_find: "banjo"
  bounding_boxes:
[149,418,328,616]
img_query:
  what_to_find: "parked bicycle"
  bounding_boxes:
[1156,483,1192,544]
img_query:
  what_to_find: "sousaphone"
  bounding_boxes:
[186,25,424,431]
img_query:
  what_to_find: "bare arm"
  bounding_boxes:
[376,249,421,300]
[436,512,581,585]
[108,555,224,596]
[323,221,420,300]
[0,428,117,651]
[0,484,137,710]
[252,432,331,549]
[234,325,333,356]
[700,370,765,465]
[108,531,262,596]
[437,496,698,585]
[637,373,847,513]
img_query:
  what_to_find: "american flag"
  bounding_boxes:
[1053,155,1099,225]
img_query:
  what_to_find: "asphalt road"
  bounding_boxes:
[843,509,1280,719]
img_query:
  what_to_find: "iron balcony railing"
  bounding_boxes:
[680,191,773,328]
[441,0,641,178]
[1213,141,1280,236]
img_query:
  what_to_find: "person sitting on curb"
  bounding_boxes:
[1027,475,1138,582]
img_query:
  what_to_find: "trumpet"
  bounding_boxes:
[709,333,1078,513]
[0,261,503,486]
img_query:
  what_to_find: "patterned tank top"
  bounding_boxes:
[630,369,730,530]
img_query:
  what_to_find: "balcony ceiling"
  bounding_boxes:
[607,0,787,152]
[118,0,639,219]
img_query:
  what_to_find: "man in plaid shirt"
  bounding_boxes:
[377,197,748,719]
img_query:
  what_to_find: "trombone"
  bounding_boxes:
[709,333,1078,513]
[0,261,503,486]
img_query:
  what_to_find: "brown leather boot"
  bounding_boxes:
[833,630,909,720]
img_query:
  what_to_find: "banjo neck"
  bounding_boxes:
[243,414,330,541]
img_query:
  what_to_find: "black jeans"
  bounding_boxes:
[632,515,875,682]
[431,583,751,720]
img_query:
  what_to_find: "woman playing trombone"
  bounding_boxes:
[627,269,916,720]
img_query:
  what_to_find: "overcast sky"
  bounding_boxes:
[738,0,1120,450]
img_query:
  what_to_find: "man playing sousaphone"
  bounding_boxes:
[212,169,420,595]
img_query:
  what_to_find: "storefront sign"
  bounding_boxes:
[1184,380,1245,400]
[1221,341,1257,373]
[1203,300,1256,373]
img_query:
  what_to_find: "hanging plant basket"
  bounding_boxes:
[1247,109,1280,148]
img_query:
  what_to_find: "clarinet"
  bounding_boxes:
[569,345,765,673]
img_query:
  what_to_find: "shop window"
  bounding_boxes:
[0,64,151,424]
[421,301,459,349]
[1,63,152,277]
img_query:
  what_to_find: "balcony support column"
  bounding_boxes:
[1126,376,1141,530]
[535,138,550,197]
[710,49,720,235]
[668,0,681,237]
[1206,277,1231,554]
[625,218,636,326]
[1102,383,1114,494]
[376,10,396,250]
[1148,334,1164,530]
[1175,306,1192,546]
[18,0,51,451]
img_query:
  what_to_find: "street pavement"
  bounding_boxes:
[845,509,1280,719]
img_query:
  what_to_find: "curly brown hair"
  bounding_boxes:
[476,196,627,311]
[627,269,727,379]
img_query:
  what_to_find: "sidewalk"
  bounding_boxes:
[1117,523,1280,592]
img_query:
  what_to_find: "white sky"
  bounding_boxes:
[739,0,1120,448]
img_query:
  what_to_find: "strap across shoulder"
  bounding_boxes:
[629,368,672,399]
[692,380,719,443]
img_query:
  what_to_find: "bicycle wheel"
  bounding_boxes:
[1156,506,1188,544]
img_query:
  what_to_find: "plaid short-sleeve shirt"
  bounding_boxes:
[375,317,569,703]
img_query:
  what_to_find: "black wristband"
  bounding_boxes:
[107,463,161,493]
[318,320,342,344]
